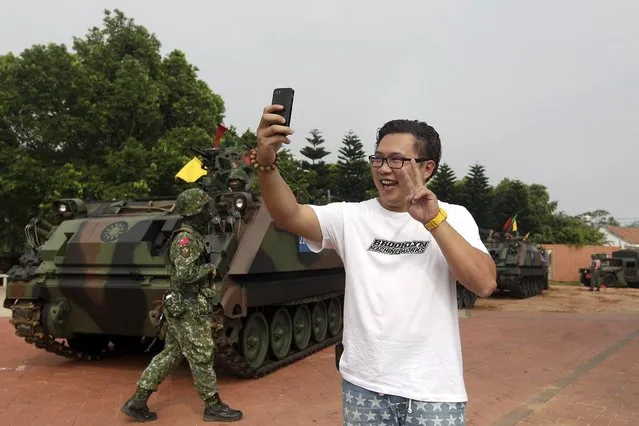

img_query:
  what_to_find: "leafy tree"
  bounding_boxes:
[491,178,531,232]
[578,209,620,227]
[539,213,606,245]
[0,9,225,251]
[524,183,558,240]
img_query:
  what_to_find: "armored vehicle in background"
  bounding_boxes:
[3,143,345,378]
[579,250,639,288]
[485,232,549,298]
[611,249,639,287]
[456,283,477,309]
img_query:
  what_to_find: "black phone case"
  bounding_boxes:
[271,88,294,127]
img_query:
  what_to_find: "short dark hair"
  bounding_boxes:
[375,119,442,181]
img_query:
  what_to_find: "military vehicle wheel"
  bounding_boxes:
[311,301,328,342]
[327,297,342,337]
[602,273,618,288]
[268,307,292,360]
[292,304,312,351]
[240,312,269,369]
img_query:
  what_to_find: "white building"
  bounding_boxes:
[598,225,639,248]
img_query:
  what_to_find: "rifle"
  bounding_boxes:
[145,303,167,352]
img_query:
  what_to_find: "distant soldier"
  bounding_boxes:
[589,257,601,292]
[227,167,249,192]
[121,188,242,422]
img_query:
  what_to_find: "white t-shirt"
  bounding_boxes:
[305,198,489,402]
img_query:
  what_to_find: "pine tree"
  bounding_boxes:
[460,163,493,229]
[428,163,459,203]
[337,129,366,163]
[335,130,371,201]
[299,129,330,168]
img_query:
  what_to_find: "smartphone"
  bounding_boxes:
[271,88,294,127]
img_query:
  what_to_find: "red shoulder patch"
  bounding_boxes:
[178,236,190,246]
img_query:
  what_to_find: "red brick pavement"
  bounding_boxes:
[0,311,637,426]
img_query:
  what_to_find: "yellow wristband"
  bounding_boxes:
[424,207,447,231]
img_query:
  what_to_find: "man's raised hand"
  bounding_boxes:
[256,105,295,165]
[401,159,440,226]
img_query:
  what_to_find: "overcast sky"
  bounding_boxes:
[2,1,638,223]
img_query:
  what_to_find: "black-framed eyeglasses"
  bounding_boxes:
[368,155,430,169]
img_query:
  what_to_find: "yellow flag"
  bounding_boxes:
[175,157,207,183]
[512,219,518,232]
[523,232,530,240]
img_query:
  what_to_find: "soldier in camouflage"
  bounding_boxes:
[227,167,249,192]
[589,256,601,291]
[121,188,243,422]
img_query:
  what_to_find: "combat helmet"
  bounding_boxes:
[228,168,249,191]
[175,188,211,216]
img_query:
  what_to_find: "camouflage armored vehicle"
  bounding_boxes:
[579,250,639,288]
[485,232,549,298]
[3,144,345,378]
[611,249,639,287]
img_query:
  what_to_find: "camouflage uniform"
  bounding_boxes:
[121,188,242,423]
[589,258,601,291]
[227,167,249,192]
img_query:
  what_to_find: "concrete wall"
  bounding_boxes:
[540,244,622,282]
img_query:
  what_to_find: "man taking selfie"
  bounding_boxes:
[253,101,496,425]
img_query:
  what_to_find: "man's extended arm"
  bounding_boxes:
[430,220,496,298]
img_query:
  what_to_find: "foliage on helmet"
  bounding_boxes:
[175,188,211,216]
[228,168,248,183]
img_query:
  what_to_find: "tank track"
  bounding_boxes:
[8,293,342,376]
[7,246,343,375]
[7,248,112,361]
[213,293,343,379]
[9,300,110,361]
[501,275,547,299]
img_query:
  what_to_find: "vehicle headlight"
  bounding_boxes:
[235,197,245,210]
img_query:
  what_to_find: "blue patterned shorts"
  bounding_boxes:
[342,379,466,425]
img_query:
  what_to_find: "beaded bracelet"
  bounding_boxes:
[248,148,280,172]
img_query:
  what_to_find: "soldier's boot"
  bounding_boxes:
[121,387,158,422]
[203,393,243,422]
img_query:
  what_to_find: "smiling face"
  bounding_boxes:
[372,133,435,212]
